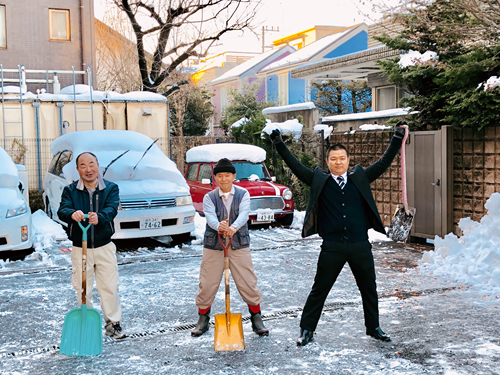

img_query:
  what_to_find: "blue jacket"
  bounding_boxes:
[57,178,119,248]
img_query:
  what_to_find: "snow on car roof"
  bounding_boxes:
[186,143,266,164]
[0,147,19,188]
[51,130,189,194]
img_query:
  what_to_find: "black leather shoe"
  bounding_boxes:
[191,310,210,337]
[297,329,314,346]
[250,311,269,336]
[366,327,391,342]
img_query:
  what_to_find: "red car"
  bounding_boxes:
[185,143,294,226]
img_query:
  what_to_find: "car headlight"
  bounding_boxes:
[6,202,28,218]
[282,189,292,201]
[176,195,193,206]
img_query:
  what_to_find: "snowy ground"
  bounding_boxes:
[0,212,499,374]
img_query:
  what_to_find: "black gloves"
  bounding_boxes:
[269,129,283,145]
[393,121,407,140]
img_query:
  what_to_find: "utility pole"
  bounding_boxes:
[261,26,280,53]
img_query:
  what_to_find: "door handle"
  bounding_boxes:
[431,179,440,187]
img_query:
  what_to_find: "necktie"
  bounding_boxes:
[337,176,345,189]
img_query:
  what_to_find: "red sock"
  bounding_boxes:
[248,304,261,314]
[198,306,210,315]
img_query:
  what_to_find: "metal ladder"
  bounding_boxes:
[71,66,94,131]
[1,65,25,150]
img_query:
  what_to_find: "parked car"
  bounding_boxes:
[185,143,294,226]
[43,130,195,242]
[0,147,33,253]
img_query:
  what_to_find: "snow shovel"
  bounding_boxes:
[387,125,416,242]
[214,234,245,352]
[60,214,103,356]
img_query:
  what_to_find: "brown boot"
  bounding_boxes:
[250,311,269,336]
[191,309,210,337]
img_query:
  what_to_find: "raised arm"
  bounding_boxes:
[270,130,314,186]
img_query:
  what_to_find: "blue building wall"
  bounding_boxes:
[267,74,279,102]
[289,71,306,104]
[323,31,368,59]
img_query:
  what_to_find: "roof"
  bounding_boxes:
[207,46,295,86]
[291,45,404,81]
[260,24,367,75]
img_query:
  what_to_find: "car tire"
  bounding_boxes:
[171,232,192,244]
[45,198,53,219]
[277,213,294,227]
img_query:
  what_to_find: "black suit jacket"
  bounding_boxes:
[275,136,403,238]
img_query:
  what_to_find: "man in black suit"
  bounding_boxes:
[269,125,406,346]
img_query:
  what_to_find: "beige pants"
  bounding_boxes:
[195,247,262,310]
[71,241,122,324]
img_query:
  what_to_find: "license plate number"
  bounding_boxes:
[140,217,162,230]
[257,210,274,222]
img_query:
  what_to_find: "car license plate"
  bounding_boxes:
[257,210,274,222]
[140,217,162,230]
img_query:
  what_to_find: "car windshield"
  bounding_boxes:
[233,162,269,181]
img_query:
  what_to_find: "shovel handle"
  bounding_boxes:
[218,234,233,315]
[400,125,409,212]
[78,214,92,306]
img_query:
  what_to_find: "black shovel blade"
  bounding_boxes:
[387,206,416,242]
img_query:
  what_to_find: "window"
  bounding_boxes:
[376,86,396,111]
[49,9,70,41]
[185,163,199,182]
[54,151,72,177]
[197,164,212,182]
[0,5,6,48]
[48,153,62,175]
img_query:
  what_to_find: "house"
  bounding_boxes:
[204,45,296,126]
[0,0,95,90]
[258,24,369,105]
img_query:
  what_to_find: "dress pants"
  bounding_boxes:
[71,241,122,324]
[300,240,379,331]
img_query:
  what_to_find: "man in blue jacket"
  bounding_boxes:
[191,158,269,337]
[58,152,125,339]
[270,125,406,346]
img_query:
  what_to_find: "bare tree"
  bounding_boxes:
[112,0,262,93]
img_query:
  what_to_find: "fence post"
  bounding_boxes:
[32,101,43,192]
[320,129,325,170]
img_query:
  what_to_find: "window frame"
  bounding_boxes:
[0,5,6,49]
[49,8,70,41]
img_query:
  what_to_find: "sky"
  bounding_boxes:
[93,0,387,54]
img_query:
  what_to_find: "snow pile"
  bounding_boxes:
[230,117,249,128]
[290,210,305,229]
[191,213,207,245]
[359,124,392,131]
[480,76,500,91]
[0,147,19,188]
[262,102,316,115]
[51,130,189,195]
[322,108,413,122]
[261,119,303,142]
[419,193,500,293]
[186,143,266,163]
[314,124,333,139]
[399,50,439,68]
[31,210,68,251]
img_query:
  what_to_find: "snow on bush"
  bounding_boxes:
[314,124,333,139]
[419,192,500,292]
[479,76,500,91]
[399,50,439,68]
[261,119,303,142]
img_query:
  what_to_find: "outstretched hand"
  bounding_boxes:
[394,121,408,140]
[269,129,283,145]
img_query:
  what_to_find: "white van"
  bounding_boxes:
[0,147,33,252]
[43,130,195,242]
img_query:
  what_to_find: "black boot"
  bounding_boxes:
[191,309,210,337]
[249,310,269,336]
[297,329,314,346]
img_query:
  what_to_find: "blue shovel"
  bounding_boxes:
[60,214,103,356]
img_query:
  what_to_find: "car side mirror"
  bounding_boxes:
[271,176,276,182]
[59,172,65,178]
[201,178,211,185]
